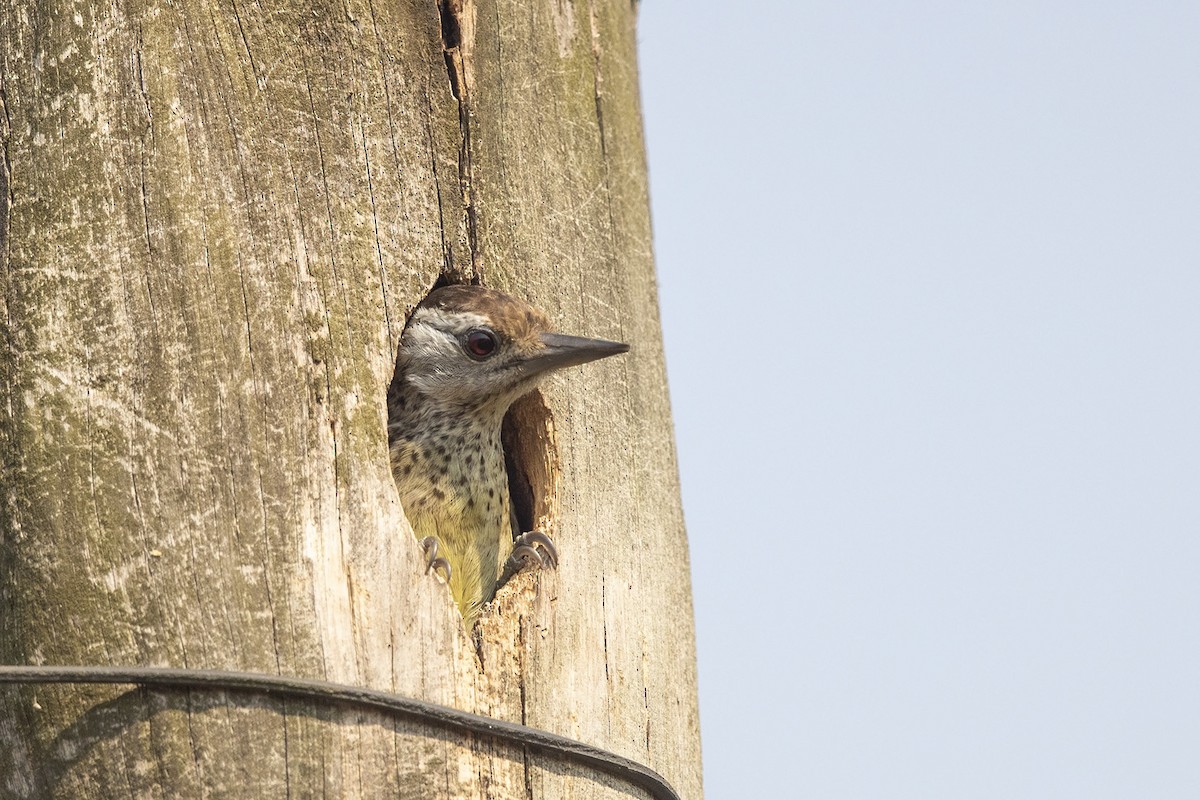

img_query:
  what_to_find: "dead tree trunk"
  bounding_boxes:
[0,1,701,798]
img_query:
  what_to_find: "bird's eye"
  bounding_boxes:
[463,329,499,360]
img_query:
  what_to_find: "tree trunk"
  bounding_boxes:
[0,1,701,798]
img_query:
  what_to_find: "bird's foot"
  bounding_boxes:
[421,536,451,582]
[505,530,558,575]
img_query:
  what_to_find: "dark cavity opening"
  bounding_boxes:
[502,391,558,538]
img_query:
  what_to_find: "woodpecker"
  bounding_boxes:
[388,285,629,626]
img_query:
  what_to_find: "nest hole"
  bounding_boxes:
[502,390,559,537]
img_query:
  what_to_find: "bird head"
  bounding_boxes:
[397,286,629,416]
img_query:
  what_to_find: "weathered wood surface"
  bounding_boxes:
[0,0,701,798]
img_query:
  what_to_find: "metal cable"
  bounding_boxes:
[0,665,680,800]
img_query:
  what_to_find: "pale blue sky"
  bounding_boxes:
[638,3,1200,797]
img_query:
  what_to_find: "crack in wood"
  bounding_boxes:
[435,0,481,280]
[0,82,13,245]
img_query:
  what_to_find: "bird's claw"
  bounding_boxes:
[421,536,451,582]
[506,530,558,573]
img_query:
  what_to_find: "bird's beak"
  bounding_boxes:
[524,332,630,375]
